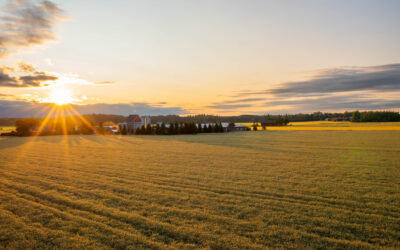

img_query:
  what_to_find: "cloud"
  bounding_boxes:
[0,65,58,87]
[0,65,15,73]
[231,64,400,98]
[0,100,188,117]
[268,64,400,97]
[216,63,400,113]
[205,103,254,110]
[0,67,18,87]
[222,98,265,104]
[204,98,265,111]
[18,71,57,87]
[95,81,114,85]
[265,94,400,112]
[17,62,35,72]
[0,0,64,57]
[74,102,187,116]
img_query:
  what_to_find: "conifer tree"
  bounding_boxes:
[146,124,152,134]
[168,123,173,135]
[121,125,127,135]
[155,124,161,135]
[161,123,166,135]
[198,124,202,133]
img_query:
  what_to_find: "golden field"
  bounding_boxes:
[0,127,15,133]
[241,121,400,131]
[0,131,399,249]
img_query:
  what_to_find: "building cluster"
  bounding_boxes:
[109,114,248,135]
[117,115,151,134]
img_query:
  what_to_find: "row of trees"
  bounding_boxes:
[2,111,399,127]
[149,112,352,123]
[122,122,226,135]
[352,111,400,122]
[2,117,95,136]
[264,114,290,125]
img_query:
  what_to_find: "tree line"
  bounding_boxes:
[2,111,399,127]
[1,117,94,136]
[121,122,226,135]
[351,111,400,122]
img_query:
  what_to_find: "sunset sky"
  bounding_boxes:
[1,0,400,117]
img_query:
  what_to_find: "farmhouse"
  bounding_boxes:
[118,114,151,134]
[221,123,248,132]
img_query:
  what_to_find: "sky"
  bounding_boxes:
[1,0,400,117]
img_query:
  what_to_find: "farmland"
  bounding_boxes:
[0,126,15,133]
[0,130,399,249]
[241,121,400,131]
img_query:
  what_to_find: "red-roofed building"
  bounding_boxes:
[118,114,151,134]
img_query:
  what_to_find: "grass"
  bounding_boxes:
[0,131,399,249]
[240,121,400,130]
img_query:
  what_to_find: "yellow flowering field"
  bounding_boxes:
[240,121,400,130]
[0,127,16,133]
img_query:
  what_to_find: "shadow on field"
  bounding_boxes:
[0,137,30,150]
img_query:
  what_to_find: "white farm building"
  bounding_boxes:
[118,114,151,134]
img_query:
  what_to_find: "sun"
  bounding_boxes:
[49,87,74,105]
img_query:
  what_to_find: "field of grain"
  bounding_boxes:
[0,131,399,249]
[0,126,15,133]
[240,121,400,131]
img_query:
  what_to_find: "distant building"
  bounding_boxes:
[118,114,151,134]
[220,123,248,132]
[103,126,119,134]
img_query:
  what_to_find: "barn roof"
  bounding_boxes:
[126,114,142,123]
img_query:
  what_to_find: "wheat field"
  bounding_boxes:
[0,131,399,249]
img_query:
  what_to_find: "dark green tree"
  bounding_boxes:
[145,124,153,135]
[120,125,127,135]
[161,123,166,134]
[352,111,361,122]
[252,123,258,131]
[16,117,38,136]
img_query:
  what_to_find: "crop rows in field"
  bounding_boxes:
[0,131,399,249]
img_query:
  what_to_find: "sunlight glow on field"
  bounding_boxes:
[0,131,399,248]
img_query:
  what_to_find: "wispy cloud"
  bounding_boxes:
[205,103,254,110]
[221,98,265,104]
[215,63,400,113]
[265,94,400,112]
[95,81,114,85]
[0,0,64,57]
[17,62,35,72]
[18,71,58,87]
[232,64,400,98]
[0,64,58,87]
[0,100,188,117]
[267,64,400,96]
[204,98,265,111]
